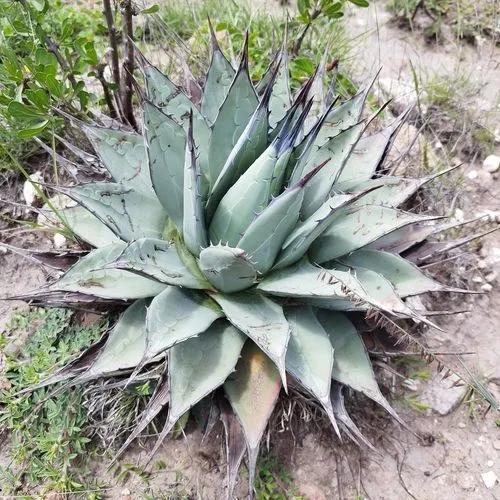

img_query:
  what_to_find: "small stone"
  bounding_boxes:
[483,155,500,173]
[481,283,493,293]
[120,489,132,500]
[23,171,43,206]
[0,376,11,391]
[478,260,487,269]
[485,272,497,283]
[487,460,494,467]
[458,473,475,491]
[493,440,500,451]
[420,374,468,416]
[472,276,484,283]
[481,470,498,489]
[454,208,465,223]
[458,422,466,428]
[53,233,67,249]
[467,170,478,179]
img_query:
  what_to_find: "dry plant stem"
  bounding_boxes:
[96,63,118,119]
[121,0,137,130]
[102,0,121,94]
[44,36,77,88]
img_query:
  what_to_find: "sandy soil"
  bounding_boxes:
[1,1,499,498]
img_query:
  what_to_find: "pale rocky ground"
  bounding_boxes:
[1,1,499,498]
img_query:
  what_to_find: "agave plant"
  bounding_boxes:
[16,26,472,495]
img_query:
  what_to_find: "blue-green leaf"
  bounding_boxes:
[61,182,167,242]
[201,20,235,126]
[207,35,259,186]
[183,114,208,256]
[315,310,406,425]
[199,245,258,293]
[146,320,245,460]
[309,206,442,263]
[101,237,207,289]
[143,102,185,229]
[213,291,291,387]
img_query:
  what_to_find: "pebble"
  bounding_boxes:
[472,276,484,283]
[420,374,468,416]
[459,473,475,491]
[487,460,494,467]
[481,283,493,293]
[481,470,498,489]
[493,440,500,451]
[485,272,497,283]
[458,422,466,429]
[454,208,465,223]
[483,154,500,173]
[467,170,478,180]
[22,171,43,206]
[53,233,67,249]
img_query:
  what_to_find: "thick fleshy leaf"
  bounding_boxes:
[146,320,245,460]
[206,72,275,220]
[274,187,381,270]
[102,238,207,289]
[143,102,185,229]
[224,341,282,491]
[82,299,149,378]
[61,182,167,242]
[141,55,210,192]
[209,137,290,247]
[183,114,208,256]
[84,126,152,195]
[333,111,408,189]
[237,165,324,273]
[207,36,259,186]
[300,122,365,218]
[330,383,375,450]
[143,286,223,364]
[284,306,338,434]
[314,76,375,149]
[268,45,291,129]
[340,177,423,208]
[201,21,235,126]
[302,297,369,311]
[337,249,444,297]
[48,244,166,299]
[321,264,430,321]
[309,206,442,263]
[340,165,461,208]
[258,259,348,300]
[58,205,120,248]
[369,221,440,253]
[315,310,405,425]
[199,245,258,293]
[213,291,291,386]
[259,258,430,322]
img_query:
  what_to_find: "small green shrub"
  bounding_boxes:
[0,308,107,495]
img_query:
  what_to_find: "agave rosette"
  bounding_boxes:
[18,29,466,490]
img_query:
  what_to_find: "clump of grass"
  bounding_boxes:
[147,0,354,94]
[0,308,107,495]
[254,455,304,500]
[387,0,500,45]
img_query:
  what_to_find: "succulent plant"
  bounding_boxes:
[16,27,470,495]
